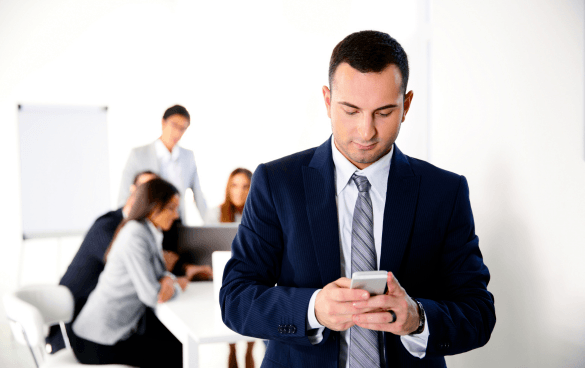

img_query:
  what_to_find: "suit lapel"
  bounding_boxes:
[148,141,161,173]
[303,138,341,286]
[379,146,420,276]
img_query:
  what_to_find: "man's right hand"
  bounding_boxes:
[314,277,372,331]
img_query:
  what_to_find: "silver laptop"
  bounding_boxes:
[177,225,239,266]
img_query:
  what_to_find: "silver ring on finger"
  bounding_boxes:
[388,310,397,323]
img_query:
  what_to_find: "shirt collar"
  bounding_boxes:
[331,136,393,198]
[155,138,180,162]
[145,218,164,250]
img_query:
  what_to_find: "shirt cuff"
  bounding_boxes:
[400,310,429,358]
[306,289,325,345]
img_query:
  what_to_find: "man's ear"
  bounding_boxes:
[129,184,137,195]
[322,85,332,119]
[401,90,414,122]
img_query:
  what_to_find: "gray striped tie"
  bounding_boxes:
[349,174,381,368]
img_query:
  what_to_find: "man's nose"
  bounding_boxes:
[357,114,376,142]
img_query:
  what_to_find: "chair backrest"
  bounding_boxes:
[2,285,75,366]
[3,291,45,347]
[15,285,74,326]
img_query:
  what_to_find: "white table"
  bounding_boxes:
[156,281,258,368]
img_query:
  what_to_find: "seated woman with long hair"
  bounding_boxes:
[71,178,183,367]
[205,168,254,368]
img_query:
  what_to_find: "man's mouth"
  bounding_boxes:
[353,142,377,150]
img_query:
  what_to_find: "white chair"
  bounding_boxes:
[2,284,133,368]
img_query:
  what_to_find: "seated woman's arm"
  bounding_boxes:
[159,273,183,302]
[118,226,180,307]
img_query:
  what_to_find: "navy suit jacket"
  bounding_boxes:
[220,138,495,368]
[60,208,124,317]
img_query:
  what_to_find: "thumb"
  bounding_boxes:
[386,272,402,295]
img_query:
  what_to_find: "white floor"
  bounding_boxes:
[0,321,266,368]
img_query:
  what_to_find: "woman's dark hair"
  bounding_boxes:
[328,30,409,94]
[104,178,179,261]
[220,168,253,223]
[163,104,190,121]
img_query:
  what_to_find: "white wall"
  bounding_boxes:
[432,1,585,367]
[0,0,428,323]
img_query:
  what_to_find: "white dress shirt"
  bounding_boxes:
[306,137,429,365]
[146,219,164,252]
[154,139,185,195]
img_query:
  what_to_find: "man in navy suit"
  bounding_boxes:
[221,31,495,367]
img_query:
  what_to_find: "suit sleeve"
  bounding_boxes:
[188,152,208,218]
[421,176,496,356]
[220,164,318,346]
[118,149,138,207]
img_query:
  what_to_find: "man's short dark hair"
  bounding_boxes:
[133,170,157,186]
[328,30,409,94]
[163,105,190,121]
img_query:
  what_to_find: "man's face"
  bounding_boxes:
[161,114,190,150]
[126,173,157,209]
[323,63,413,169]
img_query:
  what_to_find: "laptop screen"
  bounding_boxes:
[177,225,239,266]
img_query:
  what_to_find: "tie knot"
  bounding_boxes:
[352,174,371,193]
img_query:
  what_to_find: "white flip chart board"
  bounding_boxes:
[18,105,111,238]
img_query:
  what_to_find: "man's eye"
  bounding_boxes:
[344,110,358,116]
[377,111,391,117]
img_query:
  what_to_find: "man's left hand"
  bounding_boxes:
[351,272,420,336]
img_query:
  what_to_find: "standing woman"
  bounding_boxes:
[71,178,184,368]
[205,168,254,368]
